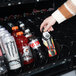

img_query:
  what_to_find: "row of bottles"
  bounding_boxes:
[12,25,47,67]
[11,21,59,64]
[0,20,59,75]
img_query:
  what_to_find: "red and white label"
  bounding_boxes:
[29,39,41,49]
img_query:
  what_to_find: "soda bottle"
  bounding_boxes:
[42,31,58,61]
[17,21,32,35]
[17,21,27,35]
[1,33,21,70]
[12,26,20,39]
[24,29,47,66]
[24,29,32,38]
[0,47,7,75]
[15,31,34,65]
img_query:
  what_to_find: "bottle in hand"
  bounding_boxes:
[42,31,58,62]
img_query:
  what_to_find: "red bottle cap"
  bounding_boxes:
[12,26,18,30]
[16,31,23,36]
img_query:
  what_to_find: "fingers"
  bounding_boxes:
[40,16,56,32]
[48,27,54,32]
[40,20,47,32]
[44,24,53,32]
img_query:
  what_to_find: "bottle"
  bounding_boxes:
[17,21,26,35]
[12,26,20,39]
[15,31,34,65]
[18,21,32,36]
[25,29,47,66]
[0,47,7,75]
[25,29,32,38]
[42,31,58,61]
[1,33,21,70]
[18,21,25,31]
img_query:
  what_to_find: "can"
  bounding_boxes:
[1,35,21,70]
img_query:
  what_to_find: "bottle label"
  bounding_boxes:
[22,46,33,61]
[29,39,41,49]
[42,38,57,57]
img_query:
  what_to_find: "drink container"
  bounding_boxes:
[1,34,21,70]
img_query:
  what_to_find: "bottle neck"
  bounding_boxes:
[21,26,25,32]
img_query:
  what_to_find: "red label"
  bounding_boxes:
[30,41,40,48]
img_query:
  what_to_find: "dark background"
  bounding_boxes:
[0,0,66,17]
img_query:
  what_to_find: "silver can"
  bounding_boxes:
[1,35,21,70]
[0,30,9,56]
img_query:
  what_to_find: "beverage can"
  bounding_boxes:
[42,32,57,57]
[2,35,21,70]
[0,31,10,55]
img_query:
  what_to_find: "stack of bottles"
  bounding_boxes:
[0,21,59,75]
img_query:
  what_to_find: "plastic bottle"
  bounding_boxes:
[15,31,34,65]
[17,21,27,35]
[24,29,47,66]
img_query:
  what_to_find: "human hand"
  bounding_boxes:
[40,16,56,32]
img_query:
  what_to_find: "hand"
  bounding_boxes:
[40,16,56,32]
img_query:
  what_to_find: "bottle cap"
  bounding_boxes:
[19,23,24,27]
[16,31,23,36]
[43,32,50,40]
[25,29,30,33]
[12,26,18,30]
